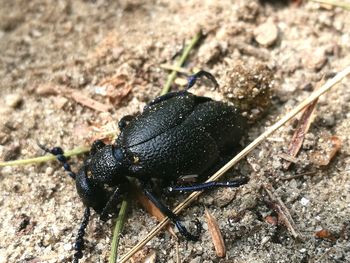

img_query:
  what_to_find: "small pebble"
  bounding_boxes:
[5,94,23,108]
[300,197,310,206]
[254,21,279,47]
[189,256,202,263]
[63,243,72,251]
[305,48,327,71]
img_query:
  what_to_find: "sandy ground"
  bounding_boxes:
[0,0,350,262]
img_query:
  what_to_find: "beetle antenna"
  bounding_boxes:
[73,207,91,263]
[186,70,219,90]
[38,142,76,180]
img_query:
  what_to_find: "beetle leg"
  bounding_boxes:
[167,177,249,193]
[73,207,91,263]
[144,70,218,110]
[100,187,122,221]
[144,91,187,110]
[118,115,135,131]
[38,143,76,180]
[142,185,201,241]
[186,70,219,90]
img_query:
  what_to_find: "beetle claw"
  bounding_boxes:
[175,218,202,241]
[186,70,219,90]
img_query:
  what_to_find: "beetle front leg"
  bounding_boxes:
[100,187,122,221]
[142,184,201,241]
[144,91,187,110]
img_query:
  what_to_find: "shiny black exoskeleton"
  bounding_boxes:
[41,71,249,263]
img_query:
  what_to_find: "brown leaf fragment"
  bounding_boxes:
[143,250,156,263]
[310,136,341,166]
[263,183,302,239]
[98,74,132,105]
[283,80,322,170]
[131,184,177,239]
[264,215,278,226]
[36,83,113,112]
[130,247,156,263]
[205,208,226,258]
[52,96,68,109]
[68,89,112,112]
[36,83,60,96]
[315,229,337,242]
[284,99,318,169]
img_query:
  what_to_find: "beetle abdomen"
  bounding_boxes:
[117,94,197,147]
[127,120,220,179]
[123,95,246,179]
[186,100,247,154]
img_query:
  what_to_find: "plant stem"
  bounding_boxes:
[160,31,202,95]
[109,200,129,263]
[0,146,90,167]
[309,0,350,10]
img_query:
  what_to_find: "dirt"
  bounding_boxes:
[0,1,350,263]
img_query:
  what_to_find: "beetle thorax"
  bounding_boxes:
[88,145,126,185]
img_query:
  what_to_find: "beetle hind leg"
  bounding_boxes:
[142,185,201,241]
[168,177,249,193]
[186,70,219,90]
[144,91,187,110]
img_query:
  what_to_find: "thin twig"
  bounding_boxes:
[309,0,350,10]
[0,146,90,167]
[118,64,350,263]
[159,64,192,75]
[262,183,302,239]
[109,200,129,263]
[160,31,202,95]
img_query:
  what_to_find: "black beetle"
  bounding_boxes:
[40,70,249,263]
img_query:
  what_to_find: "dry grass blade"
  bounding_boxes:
[160,64,191,75]
[204,208,226,258]
[0,146,90,167]
[263,183,302,239]
[161,31,202,95]
[309,0,350,10]
[118,65,350,263]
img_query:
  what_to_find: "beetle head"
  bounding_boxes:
[75,145,127,213]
